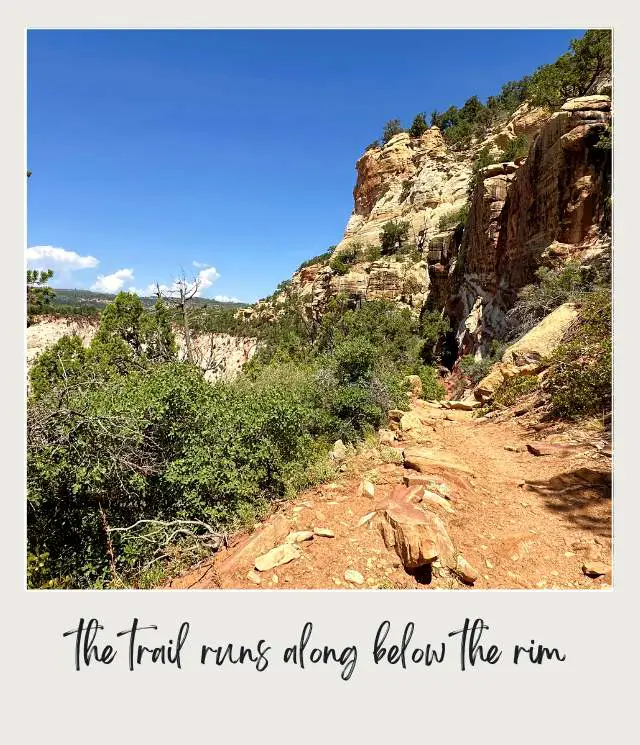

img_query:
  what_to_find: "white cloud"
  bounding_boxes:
[214,295,240,303]
[26,245,99,273]
[192,260,206,268]
[91,268,134,294]
[196,266,220,292]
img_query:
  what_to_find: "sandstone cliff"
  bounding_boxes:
[244,95,611,364]
[26,317,258,381]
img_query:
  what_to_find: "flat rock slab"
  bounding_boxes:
[217,514,291,575]
[526,442,584,457]
[404,447,474,476]
[314,527,335,538]
[255,544,301,572]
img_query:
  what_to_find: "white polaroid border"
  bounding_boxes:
[2,3,636,742]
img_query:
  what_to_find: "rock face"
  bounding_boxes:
[451,96,611,354]
[27,317,258,382]
[474,302,579,401]
[244,96,610,364]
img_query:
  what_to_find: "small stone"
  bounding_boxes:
[333,578,342,586]
[504,444,525,452]
[285,530,314,544]
[357,512,376,527]
[357,479,376,498]
[454,555,479,584]
[344,569,364,585]
[582,561,610,578]
[314,527,335,538]
[564,551,576,558]
[511,554,520,562]
[247,570,262,585]
[272,574,279,584]
[485,559,494,569]
[550,570,559,576]
[536,580,547,588]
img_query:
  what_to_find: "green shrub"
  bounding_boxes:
[409,113,428,138]
[416,365,445,400]
[544,288,611,418]
[527,30,611,108]
[365,244,382,262]
[493,374,538,407]
[297,249,334,272]
[502,134,529,162]
[379,220,410,254]
[507,262,606,338]
[438,203,470,231]
[459,355,493,385]
[382,119,404,143]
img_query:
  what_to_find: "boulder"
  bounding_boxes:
[314,527,335,538]
[331,439,348,461]
[400,411,422,431]
[388,409,405,422]
[378,428,396,445]
[421,491,455,514]
[405,374,423,397]
[453,556,479,585]
[246,570,262,585]
[217,514,291,575]
[255,544,301,572]
[582,561,611,578]
[526,441,583,457]
[560,95,611,112]
[377,489,457,570]
[474,303,578,401]
[447,398,481,411]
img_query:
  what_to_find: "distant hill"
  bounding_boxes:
[50,288,248,311]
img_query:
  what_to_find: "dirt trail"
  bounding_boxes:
[170,400,612,591]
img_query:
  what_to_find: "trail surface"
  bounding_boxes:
[170,399,612,590]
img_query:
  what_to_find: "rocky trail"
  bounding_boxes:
[170,397,612,591]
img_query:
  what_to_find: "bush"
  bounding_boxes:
[409,113,428,138]
[492,374,538,408]
[365,244,382,262]
[507,262,605,338]
[379,220,410,254]
[297,249,334,272]
[544,288,611,418]
[502,134,529,162]
[382,119,404,143]
[459,355,493,385]
[438,203,470,231]
[27,291,446,588]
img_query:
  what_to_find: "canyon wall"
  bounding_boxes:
[244,95,611,362]
[27,317,258,381]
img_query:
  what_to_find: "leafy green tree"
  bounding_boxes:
[527,30,611,108]
[382,119,404,143]
[379,219,410,254]
[27,269,55,325]
[409,112,428,138]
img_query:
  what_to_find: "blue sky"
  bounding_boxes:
[27,29,583,303]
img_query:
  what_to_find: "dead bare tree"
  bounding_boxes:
[153,272,201,364]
